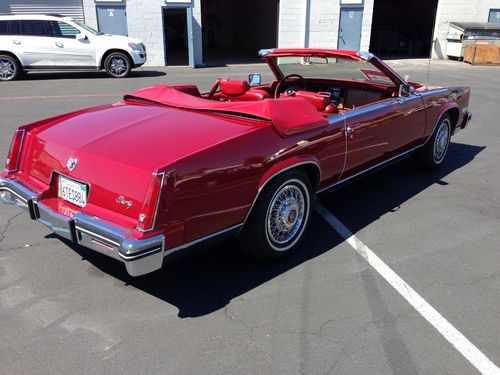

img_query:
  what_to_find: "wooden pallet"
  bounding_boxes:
[463,44,500,65]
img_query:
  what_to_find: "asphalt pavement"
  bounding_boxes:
[0,59,499,375]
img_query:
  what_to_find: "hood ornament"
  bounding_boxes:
[66,157,78,171]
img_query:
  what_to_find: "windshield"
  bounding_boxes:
[73,20,103,35]
[275,56,394,85]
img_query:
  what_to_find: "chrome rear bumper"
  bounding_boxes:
[0,177,164,277]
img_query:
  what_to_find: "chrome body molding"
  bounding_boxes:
[0,177,165,277]
[317,145,424,194]
[164,223,243,258]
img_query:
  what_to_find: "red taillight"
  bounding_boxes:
[136,172,165,231]
[4,129,25,173]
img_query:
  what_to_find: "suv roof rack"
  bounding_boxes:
[47,14,67,18]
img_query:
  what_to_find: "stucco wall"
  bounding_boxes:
[432,0,500,58]
[278,0,374,52]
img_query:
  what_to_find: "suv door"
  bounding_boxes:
[9,20,56,68]
[48,21,96,68]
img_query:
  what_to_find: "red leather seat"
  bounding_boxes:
[219,80,270,101]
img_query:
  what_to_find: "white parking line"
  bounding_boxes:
[315,203,500,375]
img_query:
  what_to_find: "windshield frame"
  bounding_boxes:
[72,20,102,35]
[262,49,407,88]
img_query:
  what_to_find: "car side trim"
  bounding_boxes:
[163,223,243,257]
[317,144,424,194]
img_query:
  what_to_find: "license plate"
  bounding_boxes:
[58,176,87,208]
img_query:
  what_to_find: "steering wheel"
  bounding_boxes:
[207,78,223,100]
[274,74,305,98]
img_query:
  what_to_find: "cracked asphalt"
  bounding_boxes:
[0,60,499,374]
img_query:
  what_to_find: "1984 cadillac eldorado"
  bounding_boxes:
[0,49,472,276]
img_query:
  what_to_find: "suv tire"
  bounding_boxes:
[104,52,131,78]
[0,54,20,81]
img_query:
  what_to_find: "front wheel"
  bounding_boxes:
[238,171,313,259]
[104,52,131,78]
[416,114,452,169]
[0,55,20,81]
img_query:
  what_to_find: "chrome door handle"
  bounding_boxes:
[346,126,354,135]
[12,40,21,45]
[55,42,63,48]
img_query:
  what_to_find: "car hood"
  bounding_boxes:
[95,34,142,45]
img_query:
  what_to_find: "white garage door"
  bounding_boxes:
[0,0,84,22]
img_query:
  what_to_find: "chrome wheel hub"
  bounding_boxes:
[109,57,127,75]
[267,184,305,245]
[0,59,15,80]
[433,120,450,163]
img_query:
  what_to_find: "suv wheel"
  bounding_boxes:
[0,55,20,81]
[104,52,131,78]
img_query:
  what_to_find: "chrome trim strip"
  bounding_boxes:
[240,161,321,231]
[164,223,242,257]
[4,129,25,173]
[75,225,121,247]
[0,186,29,204]
[317,145,423,193]
[118,246,162,261]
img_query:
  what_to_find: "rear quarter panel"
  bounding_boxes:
[157,118,345,248]
[419,87,471,138]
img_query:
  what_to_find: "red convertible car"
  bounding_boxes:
[0,49,471,276]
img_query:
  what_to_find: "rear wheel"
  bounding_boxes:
[0,55,20,81]
[238,171,313,259]
[416,114,452,169]
[104,52,131,78]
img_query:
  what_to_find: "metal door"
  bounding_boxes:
[338,7,363,50]
[96,5,128,36]
[342,95,426,178]
[489,9,500,24]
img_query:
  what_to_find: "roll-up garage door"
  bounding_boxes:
[0,0,84,22]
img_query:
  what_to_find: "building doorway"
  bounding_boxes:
[369,0,438,58]
[201,0,279,65]
[163,7,189,66]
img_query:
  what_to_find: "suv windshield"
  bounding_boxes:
[275,56,394,85]
[73,20,103,35]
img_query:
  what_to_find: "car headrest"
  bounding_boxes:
[220,80,250,96]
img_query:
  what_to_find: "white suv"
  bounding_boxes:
[0,14,147,81]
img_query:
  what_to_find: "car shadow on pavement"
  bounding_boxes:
[18,70,166,80]
[51,142,485,317]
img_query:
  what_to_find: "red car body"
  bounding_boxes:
[0,49,471,276]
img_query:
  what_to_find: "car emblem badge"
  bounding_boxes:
[117,196,133,209]
[66,158,78,171]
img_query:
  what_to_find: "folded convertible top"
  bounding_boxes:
[124,85,329,137]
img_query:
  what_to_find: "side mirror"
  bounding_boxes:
[76,33,88,41]
[398,84,413,97]
[248,73,262,87]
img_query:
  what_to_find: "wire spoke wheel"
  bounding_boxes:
[238,171,313,260]
[433,119,450,164]
[266,184,305,246]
